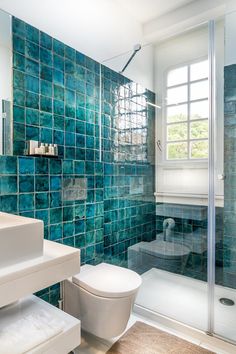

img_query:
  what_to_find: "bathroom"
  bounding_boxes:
[0,0,236,353]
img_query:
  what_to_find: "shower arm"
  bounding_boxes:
[120,44,141,74]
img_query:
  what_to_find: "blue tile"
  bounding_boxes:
[41,80,53,97]
[53,99,64,115]
[50,207,62,224]
[63,160,74,174]
[53,39,64,57]
[13,17,25,37]
[35,175,49,191]
[50,191,62,208]
[26,108,39,125]
[36,209,49,225]
[35,192,49,209]
[26,125,39,140]
[40,47,53,66]
[40,65,53,82]
[13,89,25,107]
[19,175,34,193]
[54,85,64,100]
[19,157,35,174]
[25,23,39,44]
[19,193,34,211]
[26,40,39,60]
[40,112,53,128]
[50,176,61,191]
[53,54,64,71]
[13,35,25,55]
[40,128,53,143]
[53,69,64,86]
[53,129,64,145]
[49,224,62,241]
[35,158,49,174]
[25,91,39,109]
[0,195,18,212]
[13,52,25,71]
[13,70,25,90]
[1,176,18,194]
[25,58,39,76]
[49,159,62,174]
[40,32,52,50]
[40,96,52,112]
[74,161,85,174]
[13,105,25,124]
[25,74,39,93]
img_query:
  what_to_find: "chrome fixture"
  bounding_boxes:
[120,43,141,74]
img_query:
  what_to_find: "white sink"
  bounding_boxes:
[0,212,43,268]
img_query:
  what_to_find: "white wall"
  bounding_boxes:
[154,22,224,205]
[104,44,154,91]
[225,10,236,65]
[0,0,154,90]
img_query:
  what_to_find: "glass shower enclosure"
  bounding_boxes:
[101,9,236,345]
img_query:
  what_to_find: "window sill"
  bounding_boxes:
[157,161,208,169]
[154,192,224,207]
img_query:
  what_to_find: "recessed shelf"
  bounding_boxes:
[0,295,80,354]
[0,240,80,308]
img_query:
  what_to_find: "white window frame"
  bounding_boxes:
[162,57,209,164]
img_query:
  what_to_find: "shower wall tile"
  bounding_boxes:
[0,17,156,305]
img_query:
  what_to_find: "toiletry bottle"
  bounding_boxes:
[45,143,49,154]
[53,144,58,156]
[49,143,54,155]
[40,143,46,154]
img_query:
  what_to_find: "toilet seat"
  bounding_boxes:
[72,263,142,298]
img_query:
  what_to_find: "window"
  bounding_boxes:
[165,60,209,161]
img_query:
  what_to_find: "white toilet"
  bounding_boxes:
[64,262,142,339]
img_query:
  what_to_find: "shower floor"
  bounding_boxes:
[135,268,236,343]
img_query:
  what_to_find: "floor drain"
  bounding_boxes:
[219,298,235,306]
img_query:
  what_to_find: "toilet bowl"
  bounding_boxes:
[64,263,142,339]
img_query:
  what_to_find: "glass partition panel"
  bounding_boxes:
[214,10,236,343]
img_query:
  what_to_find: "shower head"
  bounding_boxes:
[133,43,142,52]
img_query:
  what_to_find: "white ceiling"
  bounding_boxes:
[116,0,195,24]
[0,0,228,73]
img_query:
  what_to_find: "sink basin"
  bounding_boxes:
[0,212,43,268]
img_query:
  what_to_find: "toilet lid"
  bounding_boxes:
[72,263,142,298]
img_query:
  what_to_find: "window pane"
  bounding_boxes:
[167,123,187,141]
[190,140,208,159]
[167,85,187,105]
[167,142,188,159]
[167,104,187,123]
[190,80,208,101]
[167,66,188,87]
[190,120,208,139]
[190,100,208,120]
[190,60,208,81]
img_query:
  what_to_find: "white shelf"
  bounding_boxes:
[0,240,80,308]
[0,295,81,354]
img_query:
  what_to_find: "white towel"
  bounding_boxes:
[0,310,64,354]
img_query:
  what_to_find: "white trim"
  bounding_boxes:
[154,192,223,207]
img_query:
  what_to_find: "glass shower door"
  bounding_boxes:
[134,23,210,333]
[213,9,236,344]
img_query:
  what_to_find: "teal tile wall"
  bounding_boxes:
[224,64,236,289]
[0,17,156,305]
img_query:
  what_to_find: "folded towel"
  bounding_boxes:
[0,310,64,354]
